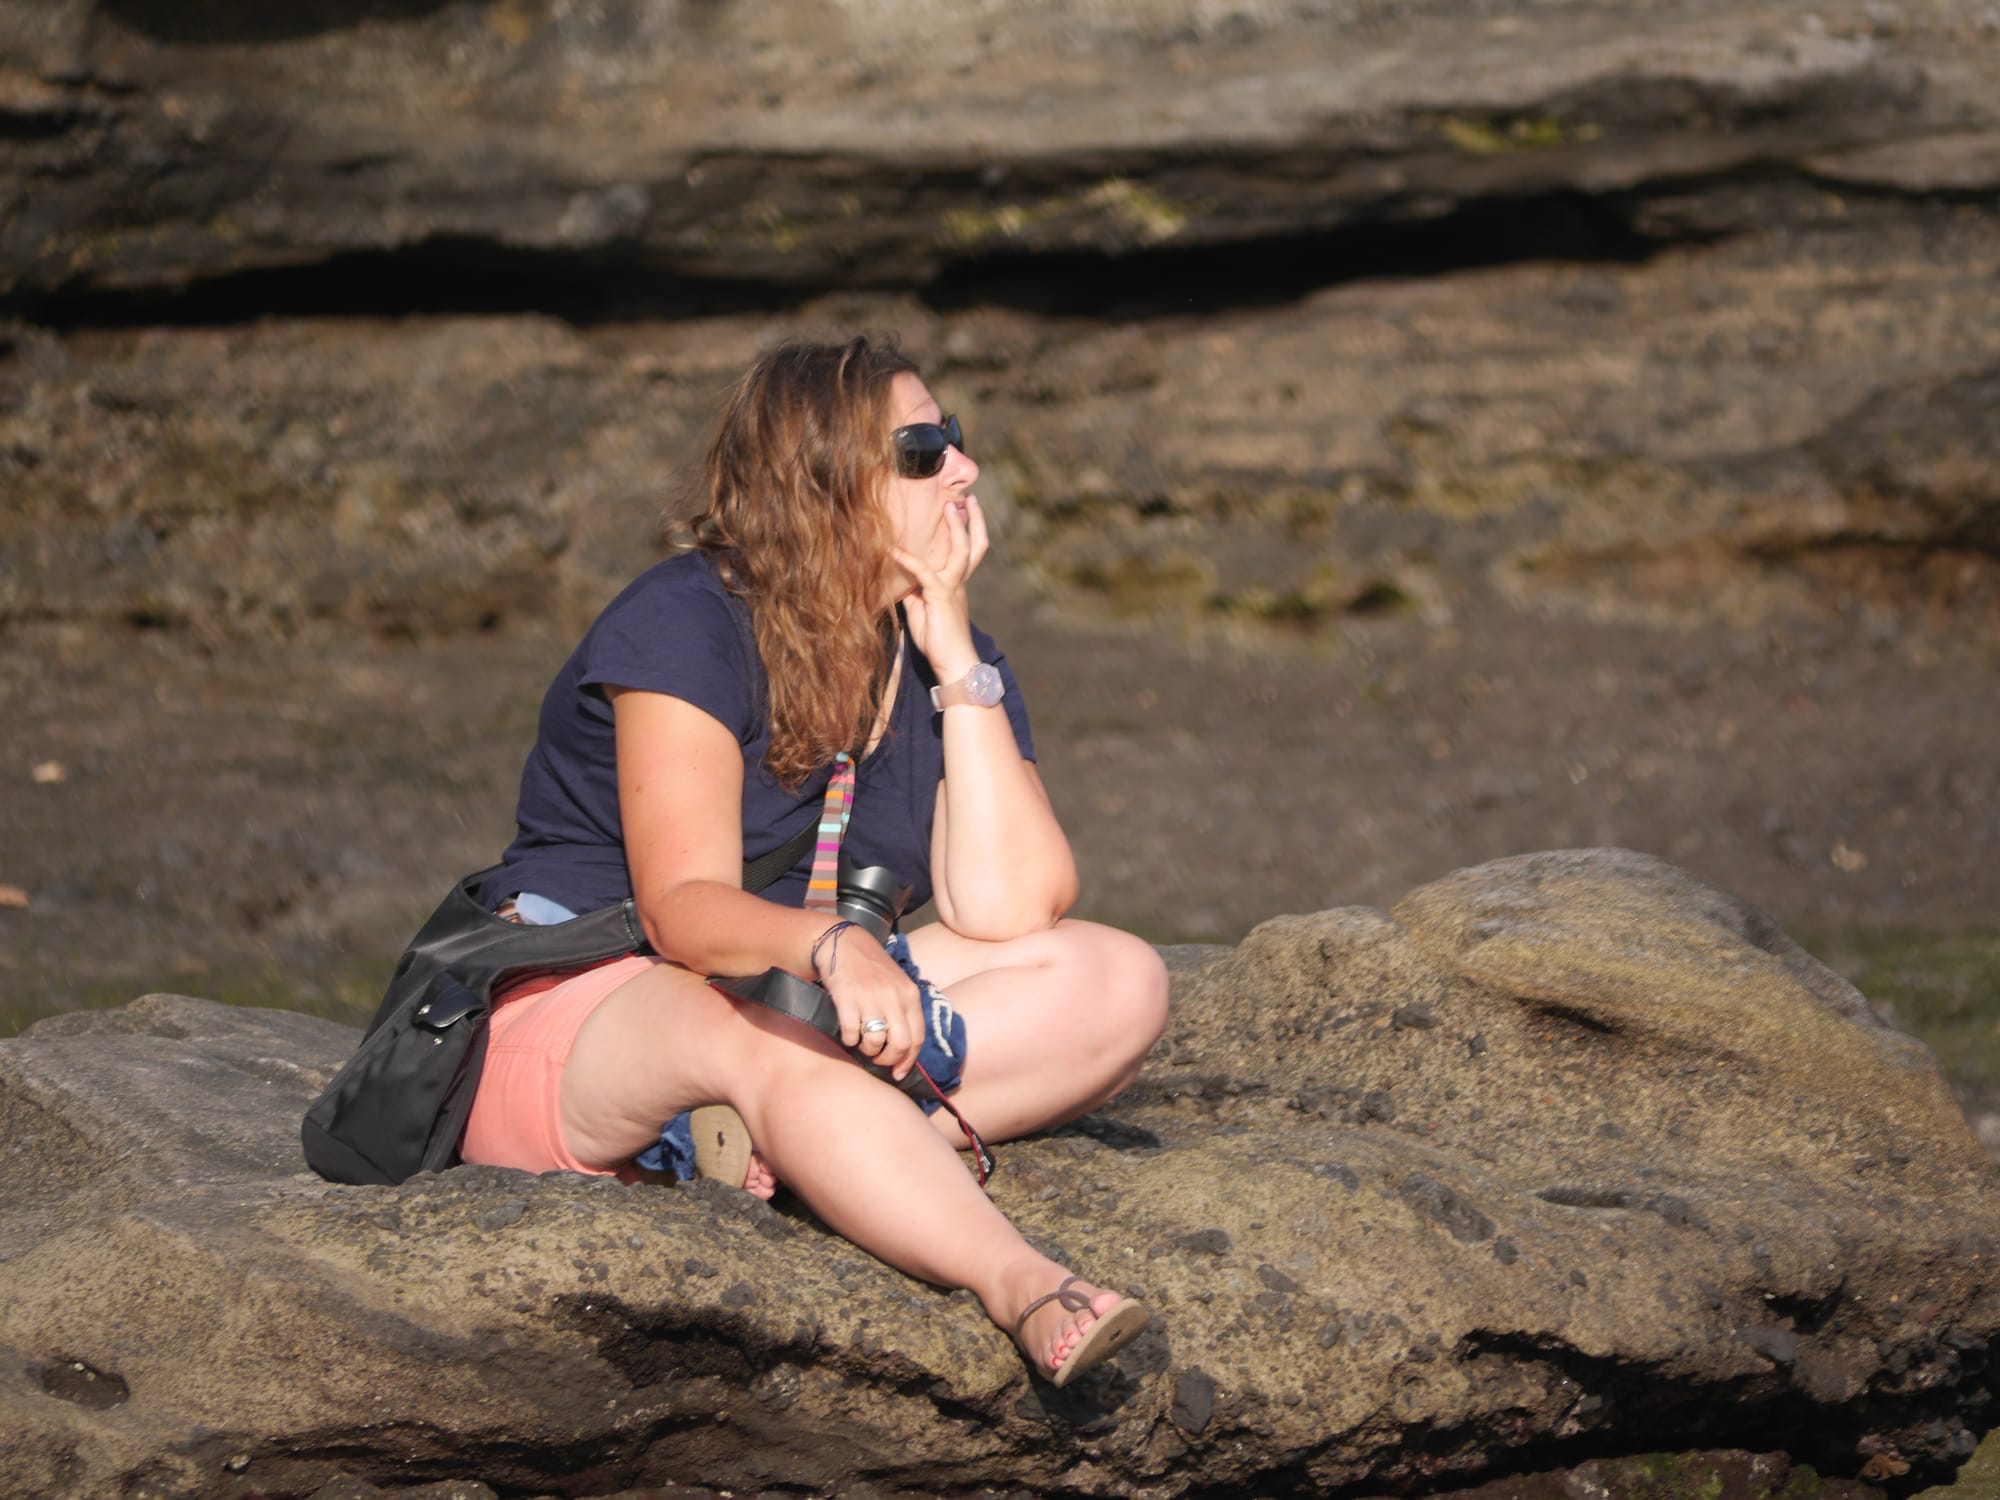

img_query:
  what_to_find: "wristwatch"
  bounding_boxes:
[930,662,1005,711]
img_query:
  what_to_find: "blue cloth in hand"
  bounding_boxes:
[635,931,968,1179]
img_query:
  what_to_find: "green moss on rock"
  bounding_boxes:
[1810,929,2000,1095]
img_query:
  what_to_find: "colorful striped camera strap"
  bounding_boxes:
[803,751,855,913]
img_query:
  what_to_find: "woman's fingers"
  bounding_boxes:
[858,1023,921,1080]
[940,496,987,584]
[891,545,936,591]
[889,991,925,1077]
[943,495,972,565]
[833,991,863,1049]
[894,533,973,613]
[854,992,924,1077]
[825,951,924,1077]
[964,494,989,572]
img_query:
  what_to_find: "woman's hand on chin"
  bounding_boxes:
[892,493,987,676]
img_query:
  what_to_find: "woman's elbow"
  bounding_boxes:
[948,908,1054,943]
[1035,859,1082,931]
[636,905,681,963]
[949,877,1077,943]
[1047,869,1081,927]
[632,878,726,967]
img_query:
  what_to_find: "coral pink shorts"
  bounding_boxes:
[460,953,661,1178]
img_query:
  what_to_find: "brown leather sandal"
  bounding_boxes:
[689,1104,752,1189]
[1014,1276,1149,1387]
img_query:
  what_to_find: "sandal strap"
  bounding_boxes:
[1013,1275,1094,1338]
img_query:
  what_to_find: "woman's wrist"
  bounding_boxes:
[809,919,858,979]
[927,651,985,688]
[911,617,980,681]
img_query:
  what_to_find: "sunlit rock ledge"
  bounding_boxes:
[1,848,1993,1499]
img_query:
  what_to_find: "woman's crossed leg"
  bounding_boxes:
[551,960,1144,1382]
[903,918,1168,1149]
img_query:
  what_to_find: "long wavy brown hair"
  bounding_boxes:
[688,336,918,788]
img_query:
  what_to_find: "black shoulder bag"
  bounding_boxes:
[301,828,814,1186]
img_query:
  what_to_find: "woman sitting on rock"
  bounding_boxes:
[460,335,1168,1386]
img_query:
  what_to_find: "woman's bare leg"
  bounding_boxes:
[902,919,1168,1147]
[649,921,1166,1191]
[555,963,1136,1376]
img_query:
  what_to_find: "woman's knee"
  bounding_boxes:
[1054,921,1170,1049]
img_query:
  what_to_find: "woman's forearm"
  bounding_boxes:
[638,871,934,1080]
[932,704,1079,939]
[893,491,1074,935]
[637,877,835,980]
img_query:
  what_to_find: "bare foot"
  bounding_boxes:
[743,1147,778,1200]
[1013,1276,1147,1386]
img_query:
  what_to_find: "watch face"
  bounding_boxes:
[965,662,1004,706]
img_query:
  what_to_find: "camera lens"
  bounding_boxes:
[834,855,911,942]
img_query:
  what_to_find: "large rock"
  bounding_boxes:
[1,0,1995,300]
[3,0,1996,643]
[2,850,1994,1498]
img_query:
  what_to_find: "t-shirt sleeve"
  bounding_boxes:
[576,567,759,743]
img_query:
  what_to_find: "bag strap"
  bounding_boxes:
[440,811,818,995]
[445,816,817,1000]
[359,875,636,1037]
[741,814,819,898]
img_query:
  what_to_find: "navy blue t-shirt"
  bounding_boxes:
[483,551,1035,917]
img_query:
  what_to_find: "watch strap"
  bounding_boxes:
[930,662,1004,711]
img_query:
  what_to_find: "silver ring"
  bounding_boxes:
[861,1017,889,1035]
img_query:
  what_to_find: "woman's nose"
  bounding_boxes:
[944,443,978,487]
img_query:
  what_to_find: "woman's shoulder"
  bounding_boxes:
[592,550,745,631]
[575,549,757,682]
[611,548,734,604]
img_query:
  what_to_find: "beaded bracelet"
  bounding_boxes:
[810,919,858,978]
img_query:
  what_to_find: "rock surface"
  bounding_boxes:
[3,0,1997,299]
[6,0,1997,644]
[2,0,1998,1009]
[2,850,1995,1499]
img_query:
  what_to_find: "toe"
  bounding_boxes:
[1031,1283,1126,1375]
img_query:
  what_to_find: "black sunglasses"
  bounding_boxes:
[891,414,965,479]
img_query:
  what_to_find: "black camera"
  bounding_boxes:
[832,852,915,943]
